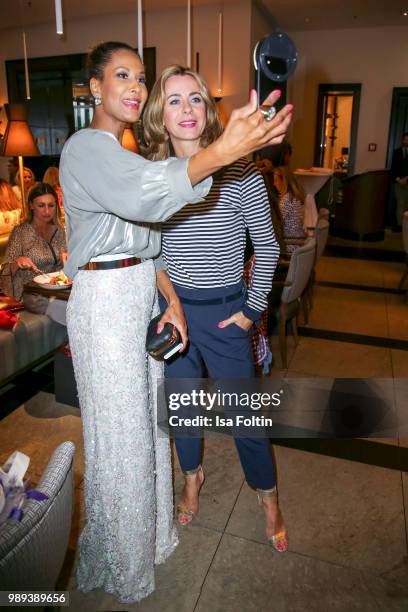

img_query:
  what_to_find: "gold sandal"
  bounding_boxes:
[177,465,205,526]
[257,487,288,553]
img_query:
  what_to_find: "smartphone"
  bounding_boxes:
[163,342,184,360]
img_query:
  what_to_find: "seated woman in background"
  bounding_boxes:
[13,167,36,202]
[0,179,22,213]
[1,182,67,320]
[7,157,19,186]
[255,141,292,175]
[43,166,64,217]
[273,165,307,254]
[0,179,23,235]
[42,166,59,187]
[253,153,284,253]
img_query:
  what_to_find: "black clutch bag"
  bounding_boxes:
[146,313,182,360]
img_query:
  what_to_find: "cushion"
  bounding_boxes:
[0,311,67,383]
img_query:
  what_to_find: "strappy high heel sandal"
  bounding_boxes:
[177,465,205,526]
[257,487,288,553]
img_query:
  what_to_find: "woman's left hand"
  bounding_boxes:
[218,311,253,331]
[157,300,188,351]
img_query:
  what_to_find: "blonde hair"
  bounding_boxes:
[42,166,60,188]
[143,65,223,160]
[15,166,36,188]
[0,179,22,213]
[274,165,305,202]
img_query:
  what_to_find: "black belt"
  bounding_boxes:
[179,289,244,306]
[79,257,142,271]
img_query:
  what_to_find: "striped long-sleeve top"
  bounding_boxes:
[162,158,280,321]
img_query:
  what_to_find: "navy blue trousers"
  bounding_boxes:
[160,281,276,490]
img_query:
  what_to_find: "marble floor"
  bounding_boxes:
[1,246,408,611]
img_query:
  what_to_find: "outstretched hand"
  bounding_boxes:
[217,89,293,164]
[187,89,292,188]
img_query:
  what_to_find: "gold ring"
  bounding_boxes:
[259,105,277,122]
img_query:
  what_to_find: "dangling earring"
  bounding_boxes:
[94,96,102,106]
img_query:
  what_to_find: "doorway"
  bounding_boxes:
[385,87,408,227]
[314,83,361,176]
[386,87,408,167]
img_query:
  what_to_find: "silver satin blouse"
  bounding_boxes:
[59,128,211,278]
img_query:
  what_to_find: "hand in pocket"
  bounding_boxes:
[218,310,253,332]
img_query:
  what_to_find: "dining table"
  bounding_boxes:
[23,281,71,301]
[294,168,333,231]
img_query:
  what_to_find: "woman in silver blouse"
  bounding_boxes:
[59,41,292,604]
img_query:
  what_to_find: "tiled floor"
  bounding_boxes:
[1,244,408,611]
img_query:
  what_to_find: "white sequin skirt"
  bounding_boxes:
[67,260,178,603]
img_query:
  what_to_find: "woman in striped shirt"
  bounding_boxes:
[144,66,288,552]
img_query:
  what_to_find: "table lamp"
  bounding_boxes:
[0,103,40,216]
[121,125,138,153]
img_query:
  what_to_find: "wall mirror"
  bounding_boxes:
[314,83,361,176]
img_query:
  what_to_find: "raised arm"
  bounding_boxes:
[60,132,212,224]
[60,91,291,225]
[188,90,292,185]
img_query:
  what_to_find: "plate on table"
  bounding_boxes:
[32,271,72,290]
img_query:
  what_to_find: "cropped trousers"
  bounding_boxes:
[160,281,276,491]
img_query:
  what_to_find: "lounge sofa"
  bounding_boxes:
[331,169,390,241]
[0,229,68,385]
[0,310,67,385]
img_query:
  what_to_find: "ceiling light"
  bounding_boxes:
[55,0,63,35]
[403,10,408,16]
[217,12,223,94]
[138,0,143,61]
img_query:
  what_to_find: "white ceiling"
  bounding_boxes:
[0,0,407,31]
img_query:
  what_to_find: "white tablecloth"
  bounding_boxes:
[294,169,333,229]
